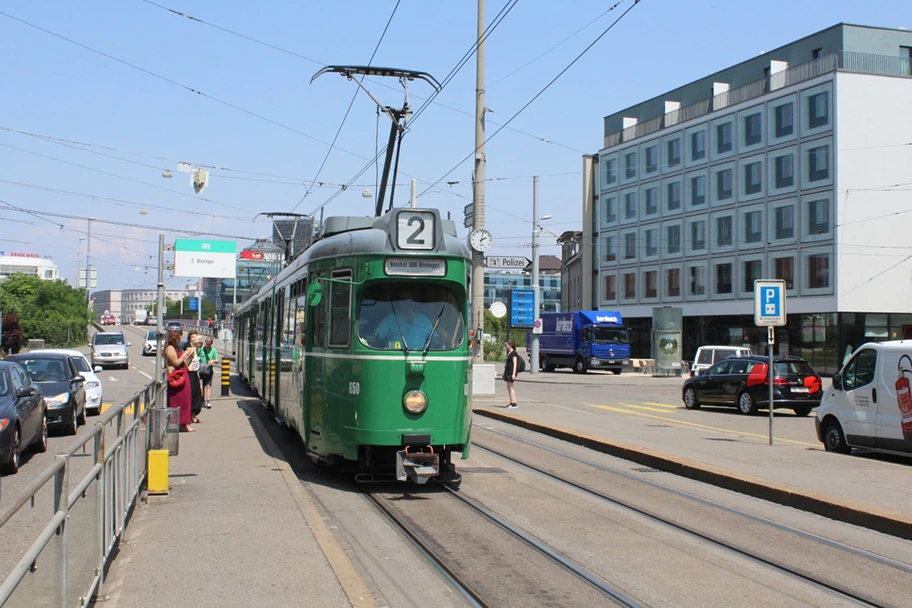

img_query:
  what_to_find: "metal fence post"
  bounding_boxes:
[54,455,69,608]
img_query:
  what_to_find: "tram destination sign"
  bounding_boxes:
[174,239,237,279]
[485,256,531,270]
[384,257,447,277]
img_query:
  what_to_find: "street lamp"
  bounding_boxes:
[530,176,552,375]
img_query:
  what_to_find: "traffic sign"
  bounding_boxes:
[485,256,531,270]
[188,297,199,312]
[531,318,543,335]
[754,280,786,326]
[508,288,535,329]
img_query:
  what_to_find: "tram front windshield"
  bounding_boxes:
[358,284,464,351]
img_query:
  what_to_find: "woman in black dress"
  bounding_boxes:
[503,340,519,409]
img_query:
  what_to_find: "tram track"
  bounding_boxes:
[471,424,911,608]
[361,484,643,608]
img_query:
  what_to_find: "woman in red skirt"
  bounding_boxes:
[164,329,196,432]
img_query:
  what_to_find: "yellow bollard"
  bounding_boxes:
[148,449,169,495]
[220,358,231,397]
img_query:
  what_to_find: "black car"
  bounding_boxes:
[681,355,822,416]
[5,353,87,435]
[0,360,48,474]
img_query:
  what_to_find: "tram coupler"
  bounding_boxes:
[396,446,439,484]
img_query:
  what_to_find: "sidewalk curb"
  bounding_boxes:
[474,408,912,541]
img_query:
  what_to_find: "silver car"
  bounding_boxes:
[91,332,131,369]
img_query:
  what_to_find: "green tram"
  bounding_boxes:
[234,208,472,483]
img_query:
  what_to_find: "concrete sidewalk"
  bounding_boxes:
[474,386,912,540]
[98,389,370,608]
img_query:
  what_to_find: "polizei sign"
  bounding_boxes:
[485,256,530,270]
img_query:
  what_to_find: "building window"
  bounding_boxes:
[774,103,794,138]
[691,131,706,160]
[624,191,637,220]
[903,46,912,76]
[666,267,681,297]
[603,235,617,262]
[808,145,829,182]
[690,174,706,207]
[807,253,830,289]
[644,270,658,298]
[603,196,617,224]
[812,48,822,59]
[744,162,762,195]
[624,233,636,260]
[604,275,616,300]
[774,205,794,240]
[715,262,733,295]
[716,122,732,154]
[667,139,681,168]
[604,158,617,185]
[744,210,762,243]
[666,181,681,211]
[623,272,636,299]
[715,216,733,248]
[645,145,658,174]
[644,187,659,216]
[666,224,681,255]
[689,265,706,296]
[690,219,706,251]
[808,91,829,129]
[807,199,830,235]
[743,113,762,147]
[775,154,794,189]
[773,256,794,290]
[716,168,733,201]
[644,228,658,257]
[742,259,761,293]
[625,152,636,179]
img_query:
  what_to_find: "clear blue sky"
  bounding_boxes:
[1,0,908,291]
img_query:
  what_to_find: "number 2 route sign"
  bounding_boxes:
[754,280,786,327]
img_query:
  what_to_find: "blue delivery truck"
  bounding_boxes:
[532,311,630,374]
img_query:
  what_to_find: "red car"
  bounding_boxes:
[100,315,116,326]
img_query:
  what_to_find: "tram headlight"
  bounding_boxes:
[403,390,428,414]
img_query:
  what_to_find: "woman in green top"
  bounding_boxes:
[198,337,219,408]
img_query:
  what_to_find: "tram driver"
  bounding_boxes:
[372,290,434,350]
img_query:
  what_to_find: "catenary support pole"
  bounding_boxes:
[471,0,486,363]
[531,176,540,374]
[154,234,165,394]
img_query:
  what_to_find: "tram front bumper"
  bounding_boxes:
[395,447,439,484]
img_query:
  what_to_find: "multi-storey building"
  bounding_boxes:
[484,256,562,314]
[93,289,185,324]
[0,252,59,282]
[586,24,912,372]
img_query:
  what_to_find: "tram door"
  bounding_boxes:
[305,274,326,456]
[271,292,284,408]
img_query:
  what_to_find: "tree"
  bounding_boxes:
[0,274,90,347]
[1,311,24,355]
[164,296,217,322]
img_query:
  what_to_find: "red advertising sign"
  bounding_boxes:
[240,250,264,260]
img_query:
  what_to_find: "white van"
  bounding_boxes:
[690,346,752,377]
[816,341,912,456]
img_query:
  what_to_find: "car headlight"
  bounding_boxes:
[86,381,100,390]
[403,390,428,414]
[45,393,70,405]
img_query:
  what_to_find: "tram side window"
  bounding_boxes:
[328,270,352,347]
[311,278,325,348]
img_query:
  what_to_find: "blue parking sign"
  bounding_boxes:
[754,280,786,326]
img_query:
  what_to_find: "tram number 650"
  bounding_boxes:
[348,382,361,395]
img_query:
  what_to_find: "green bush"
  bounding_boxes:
[0,274,91,348]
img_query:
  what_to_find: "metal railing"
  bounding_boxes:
[0,380,161,607]
[604,50,911,147]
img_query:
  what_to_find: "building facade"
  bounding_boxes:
[0,253,59,282]
[587,24,912,372]
[558,231,583,312]
[93,288,185,324]
[484,255,562,315]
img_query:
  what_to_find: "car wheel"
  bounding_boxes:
[65,404,78,436]
[822,419,852,454]
[611,369,622,375]
[683,387,701,410]
[737,391,758,415]
[573,357,588,374]
[77,403,87,426]
[793,407,812,417]
[540,356,554,372]
[31,414,48,453]
[2,426,20,475]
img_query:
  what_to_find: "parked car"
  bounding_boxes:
[4,353,86,435]
[681,355,822,416]
[143,330,162,356]
[816,341,912,456]
[0,360,48,474]
[100,314,116,326]
[40,349,104,415]
[690,345,752,376]
[91,331,131,369]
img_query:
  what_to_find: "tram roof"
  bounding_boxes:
[238,208,469,310]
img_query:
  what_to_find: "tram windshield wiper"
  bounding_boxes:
[421,304,448,356]
[389,299,410,355]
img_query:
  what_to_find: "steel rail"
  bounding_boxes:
[438,484,643,608]
[473,437,893,608]
[478,424,912,575]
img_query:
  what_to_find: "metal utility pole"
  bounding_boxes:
[471,0,487,363]
[410,178,417,208]
[85,218,93,308]
[154,234,165,388]
[531,176,540,374]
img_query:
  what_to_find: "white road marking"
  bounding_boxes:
[136,370,153,380]
[107,376,120,382]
